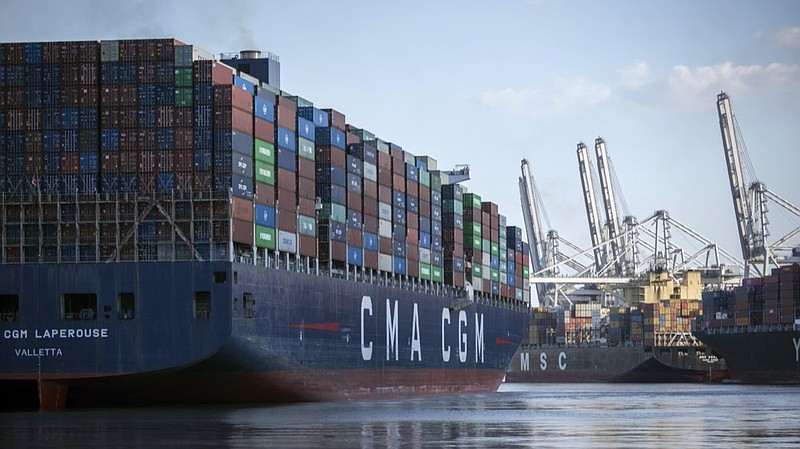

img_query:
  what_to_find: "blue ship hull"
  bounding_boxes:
[0,261,528,409]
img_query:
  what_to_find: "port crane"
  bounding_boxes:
[717,91,800,277]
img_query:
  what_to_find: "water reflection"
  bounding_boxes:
[1,384,798,448]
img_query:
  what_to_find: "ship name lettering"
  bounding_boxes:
[520,352,530,371]
[410,303,421,361]
[386,299,399,361]
[539,352,567,371]
[4,330,28,339]
[14,348,63,357]
[458,311,468,363]
[441,308,451,362]
[35,328,109,339]
[793,337,800,362]
[360,296,373,361]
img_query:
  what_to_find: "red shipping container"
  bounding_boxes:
[61,152,80,175]
[276,168,296,191]
[174,171,193,191]
[322,108,345,130]
[363,197,378,215]
[276,187,296,212]
[407,260,419,277]
[174,128,193,150]
[378,185,392,203]
[346,132,361,145]
[232,107,253,134]
[348,228,361,247]
[406,180,418,197]
[232,218,254,244]
[298,176,315,200]
[175,107,193,127]
[232,196,253,222]
[298,197,316,216]
[276,96,297,113]
[297,158,315,179]
[347,192,362,212]
[364,250,378,269]
[407,212,419,230]
[364,214,378,234]
[363,179,377,199]
[419,185,430,203]
[100,151,119,172]
[299,235,317,258]
[276,105,296,131]
[193,171,212,190]
[379,237,393,254]
[392,174,405,193]
[255,182,275,206]
[254,117,275,142]
[277,209,297,233]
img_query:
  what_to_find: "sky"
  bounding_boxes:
[2,0,799,270]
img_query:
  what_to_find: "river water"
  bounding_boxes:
[2,383,798,448]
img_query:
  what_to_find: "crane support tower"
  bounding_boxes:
[594,137,623,276]
[519,159,549,303]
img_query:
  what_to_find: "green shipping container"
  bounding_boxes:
[175,67,193,87]
[491,269,500,282]
[256,225,276,249]
[419,262,432,280]
[472,264,482,279]
[298,215,316,237]
[319,203,347,223]
[482,239,490,253]
[431,174,441,191]
[463,193,481,209]
[255,161,274,185]
[255,139,275,163]
[175,87,192,107]
[523,265,530,279]
[432,266,443,283]
[442,200,463,215]
[298,137,315,161]
[419,170,430,187]
[491,242,499,256]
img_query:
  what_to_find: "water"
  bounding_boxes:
[2,383,799,448]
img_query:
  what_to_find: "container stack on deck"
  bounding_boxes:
[0,38,530,304]
[700,264,799,329]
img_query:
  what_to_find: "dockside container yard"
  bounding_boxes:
[0,38,531,409]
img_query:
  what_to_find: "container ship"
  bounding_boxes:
[0,38,531,410]
[506,270,728,383]
[694,263,800,384]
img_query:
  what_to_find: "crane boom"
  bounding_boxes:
[519,159,549,302]
[594,137,622,275]
[577,142,605,271]
[717,92,758,271]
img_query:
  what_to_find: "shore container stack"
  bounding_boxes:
[0,38,529,303]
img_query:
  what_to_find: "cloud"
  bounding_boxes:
[668,62,800,104]
[758,26,800,49]
[480,78,611,117]
[619,60,656,90]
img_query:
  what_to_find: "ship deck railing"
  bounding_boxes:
[700,323,799,334]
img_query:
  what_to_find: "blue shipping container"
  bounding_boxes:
[254,96,275,123]
[277,147,297,172]
[255,204,276,227]
[348,210,362,229]
[348,246,363,267]
[315,127,345,150]
[330,220,347,242]
[79,152,98,173]
[232,152,253,177]
[363,232,378,251]
[296,117,315,141]
[157,172,175,192]
[394,257,407,275]
[347,173,362,194]
[419,231,431,249]
[231,174,253,200]
[298,106,329,128]
[276,127,296,151]
[233,75,255,94]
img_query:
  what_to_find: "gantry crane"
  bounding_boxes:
[576,143,605,272]
[594,137,623,276]
[717,91,800,277]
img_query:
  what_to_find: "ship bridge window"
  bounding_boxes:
[118,292,135,320]
[63,293,97,320]
[194,292,211,319]
[213,271,227,283]
[0,295,20,322]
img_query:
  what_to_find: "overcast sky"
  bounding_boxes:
[2,0,798,266]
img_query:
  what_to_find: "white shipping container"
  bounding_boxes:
[378,202,392,221]
[363,162,377,182]
[100,40,119,62]
[277,230,297,253]
[419,248,431,264]
[378,219,392,238]
[482,264,491,280]
[378,253,393,272]
[482,253,490,267]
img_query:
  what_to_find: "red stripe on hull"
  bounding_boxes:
[288,323,341,332]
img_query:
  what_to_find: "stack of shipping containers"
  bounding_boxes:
[1,38,529,304]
